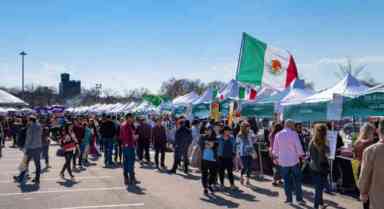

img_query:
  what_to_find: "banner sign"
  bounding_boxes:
[240,102,274,118]
[283,102,328,122]
[343,92,384,117]
[192,103,210,119]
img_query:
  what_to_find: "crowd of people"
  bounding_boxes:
[0,113,383,209]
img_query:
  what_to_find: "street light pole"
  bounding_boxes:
[19,51,27,96]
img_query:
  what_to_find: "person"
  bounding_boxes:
[99,115,116,167]
[169,119,193,174]
[120,113,139,185]
[236,121,256,186]
[136,118,152,164]
[72,118,84,169]
[41,122,51,169]
[309,124,330,209]
[59,124,78,181]
[113,117,122,165]
[151,118,167,169]
[358,119,384,209]
[14,116,43,185]
[199,126,218,195]
[269,122,283,186]
[88,119,100,158]
[353,122,376,209]
[81,121,92,167]
[273,119,305,205]
[217,126,236,189]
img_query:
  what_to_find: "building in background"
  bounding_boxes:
[59,73,81,98]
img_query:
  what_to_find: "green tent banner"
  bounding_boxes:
[241,102,274,118]
[283,102,328,122]
[173,106,187,116]
[192,103,210,118]
[343,92,384,117]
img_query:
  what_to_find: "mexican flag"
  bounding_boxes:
[239,86,257,100]
[236,33,298,90]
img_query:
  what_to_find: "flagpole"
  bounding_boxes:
[235,32,245,81]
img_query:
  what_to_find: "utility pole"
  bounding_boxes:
[95,83,102,102]
[19,51,27,97]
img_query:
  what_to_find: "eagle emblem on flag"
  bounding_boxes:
[270,59,282,75]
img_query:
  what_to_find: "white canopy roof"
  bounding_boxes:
[0,89,27,106]
[217,79,239,100]
[172,91,199,106]
[193,88,214,105]
[363,84,384,95]
[303,74,369,103]
[280,79,315,104]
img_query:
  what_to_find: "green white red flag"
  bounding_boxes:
[236,33,298,90]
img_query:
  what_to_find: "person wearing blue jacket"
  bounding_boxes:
[217,126,236,189]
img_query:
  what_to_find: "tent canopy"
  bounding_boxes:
[172,91,199,106]
[0,89,27,106]
[303,74,369,103]
[193,88,214,105]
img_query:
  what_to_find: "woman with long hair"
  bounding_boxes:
[59,124,78,181]
[309,123,329,209]
[269,122,283,186]
[236,121,256,186]
[353,123,376,209]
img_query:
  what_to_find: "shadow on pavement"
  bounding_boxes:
[126,185,146,195]
[248,185,280,197]
[176,172,200,181]
[222,189,257,202]
[56,180,79,188]
[200,194,240,208]
[301,190,348,209]
[18,183,40,193]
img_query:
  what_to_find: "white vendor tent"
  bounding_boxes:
[172,91,199,106]
[0,89,28,106]
[302,74,369,103]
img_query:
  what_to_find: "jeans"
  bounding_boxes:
[103,138,113,166]
[201,160,217,189]
[154,143,166,167]
[280,164,304,202]
[122,146,136,179]
[42,145,49,166]
[137,140,150,162]
[20,148,42,182]
[171,148,189,173]
[312,173,327,209]
[241,155,253,178]
[218,157,234,186]
[61,151,74,177]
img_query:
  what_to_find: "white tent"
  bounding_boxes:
[302,74,369,103]
[172,91,199,106]
[193,88,214,105]
[280,79,315,104]
[0,89,27,106]
[217,79,239,100]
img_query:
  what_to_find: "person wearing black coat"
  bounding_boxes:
[169,119,193,174]
[199,126,218,195]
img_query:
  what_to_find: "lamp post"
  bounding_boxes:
[19,51,27,96]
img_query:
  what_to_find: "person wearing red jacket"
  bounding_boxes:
[119,113,139,185]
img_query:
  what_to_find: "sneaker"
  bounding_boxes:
[230,184,237,190]
[13,176,20,182]
[60,173,65,180]
[70,176,76,181]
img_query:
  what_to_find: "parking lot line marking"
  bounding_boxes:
[0,187,127,197]
[0,175,113,183]
[49,203,145,209]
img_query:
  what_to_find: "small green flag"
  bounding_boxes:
[239,87,246,99]
[212,89,218,100]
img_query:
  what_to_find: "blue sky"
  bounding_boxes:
[1,0,383,94]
